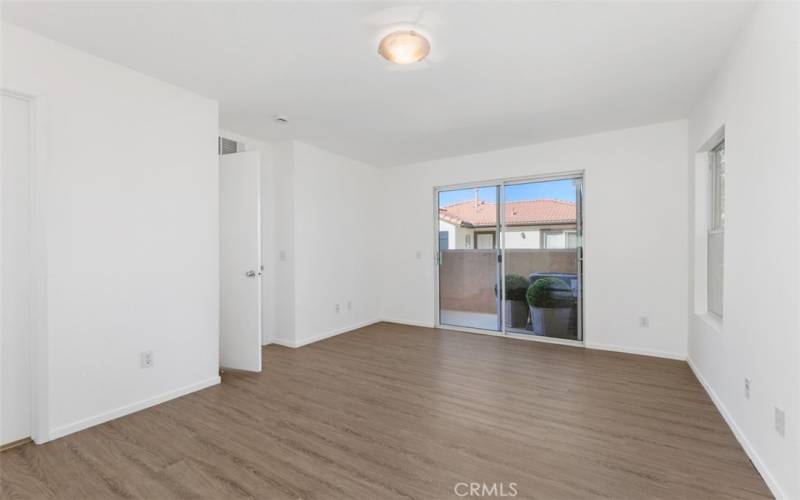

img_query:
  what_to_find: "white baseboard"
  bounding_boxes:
[45,376,221,442]
[382,323,686,361]
[270,339,294,347]
[584,342,686,361]
[273,319,381,348]
[380,318,436,329]
[687,357,785,499]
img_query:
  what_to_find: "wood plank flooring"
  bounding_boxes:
[1,322,771,499]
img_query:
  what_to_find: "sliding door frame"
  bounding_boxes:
[433,180,503,337]
[433,170,585,347]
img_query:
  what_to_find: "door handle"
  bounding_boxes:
[245,270,257,278]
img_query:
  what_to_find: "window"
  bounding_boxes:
[542,229,578,249]
[438,231,450,250]
[710,142,726,230]
[565,230,577,248]
[474,232,496,249]
[707,141,725,317]
[543,231,564,249]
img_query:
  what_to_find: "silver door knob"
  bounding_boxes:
[245,270,257,278]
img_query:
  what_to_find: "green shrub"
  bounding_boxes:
[503,274,529,301]
[526,277,573,308]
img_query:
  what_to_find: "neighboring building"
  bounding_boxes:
[438,199,577,250]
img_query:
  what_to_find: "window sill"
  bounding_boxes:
[696,312,723,333]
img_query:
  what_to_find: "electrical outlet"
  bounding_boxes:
[775,407,785,437]
[347,301,352,310]
[639,316,649,328]
[140,351,154,369]
[416,250,422,259]
[744,378,751,399]
[335,304,340,313]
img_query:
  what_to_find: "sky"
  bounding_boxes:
[438,179,577,207]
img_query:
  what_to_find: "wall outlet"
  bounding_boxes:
[335,304,340,313]
[744,378,751,399]
[347,301,352,310]
[774,407,785,437]
[416,250,422,259]
[140,351,154,369]
[639,316,649,328]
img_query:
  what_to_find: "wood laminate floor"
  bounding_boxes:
[1,323,771,499]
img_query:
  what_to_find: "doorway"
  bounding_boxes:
[435,174,583,343]
[2,91,33,448]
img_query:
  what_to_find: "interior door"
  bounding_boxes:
[220,150,262,372]
[1,93,32,445]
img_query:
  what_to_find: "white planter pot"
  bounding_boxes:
[530,306,572,337]
[504,300,529,328]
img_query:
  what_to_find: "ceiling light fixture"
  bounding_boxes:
[378,30,431,64]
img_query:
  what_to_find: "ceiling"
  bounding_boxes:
[2,2,752,167]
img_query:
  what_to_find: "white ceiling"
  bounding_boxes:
[3,1,752,167]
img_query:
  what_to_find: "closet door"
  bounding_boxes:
[2,93,32,446]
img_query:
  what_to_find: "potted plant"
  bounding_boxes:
[496,274,530,328]
[526,277,573,337]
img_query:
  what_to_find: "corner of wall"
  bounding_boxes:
[271,141,297,345]
[685,4,799,498]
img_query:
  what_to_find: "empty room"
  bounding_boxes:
[1,1,798,499]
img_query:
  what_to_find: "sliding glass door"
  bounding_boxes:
[501,177,582,340]
[437,186,501,331]
[436,175,583,341]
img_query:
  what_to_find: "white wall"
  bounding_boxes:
[381,120,689,359]
[291,142,382,345]
[213,138,383,348]
[687,3,799,498]
[220,138,384,347]
[504,227,543,250]
[1,25,220,440]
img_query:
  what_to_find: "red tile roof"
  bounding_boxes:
[439,199,576,227]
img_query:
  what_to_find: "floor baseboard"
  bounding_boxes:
[687,357,785,499]
[46,376,221,443]
[381,321,687,362]
[380,318,436,329]
[1,437,32,452]
[273,319,382,348]
[584,342,686,361]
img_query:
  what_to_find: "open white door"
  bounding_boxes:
[220,150,262,372]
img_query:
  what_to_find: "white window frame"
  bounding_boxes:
[707,140,725,319]
[541,229,577,249]
[710,141,725,232]
[565,230,578,249]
